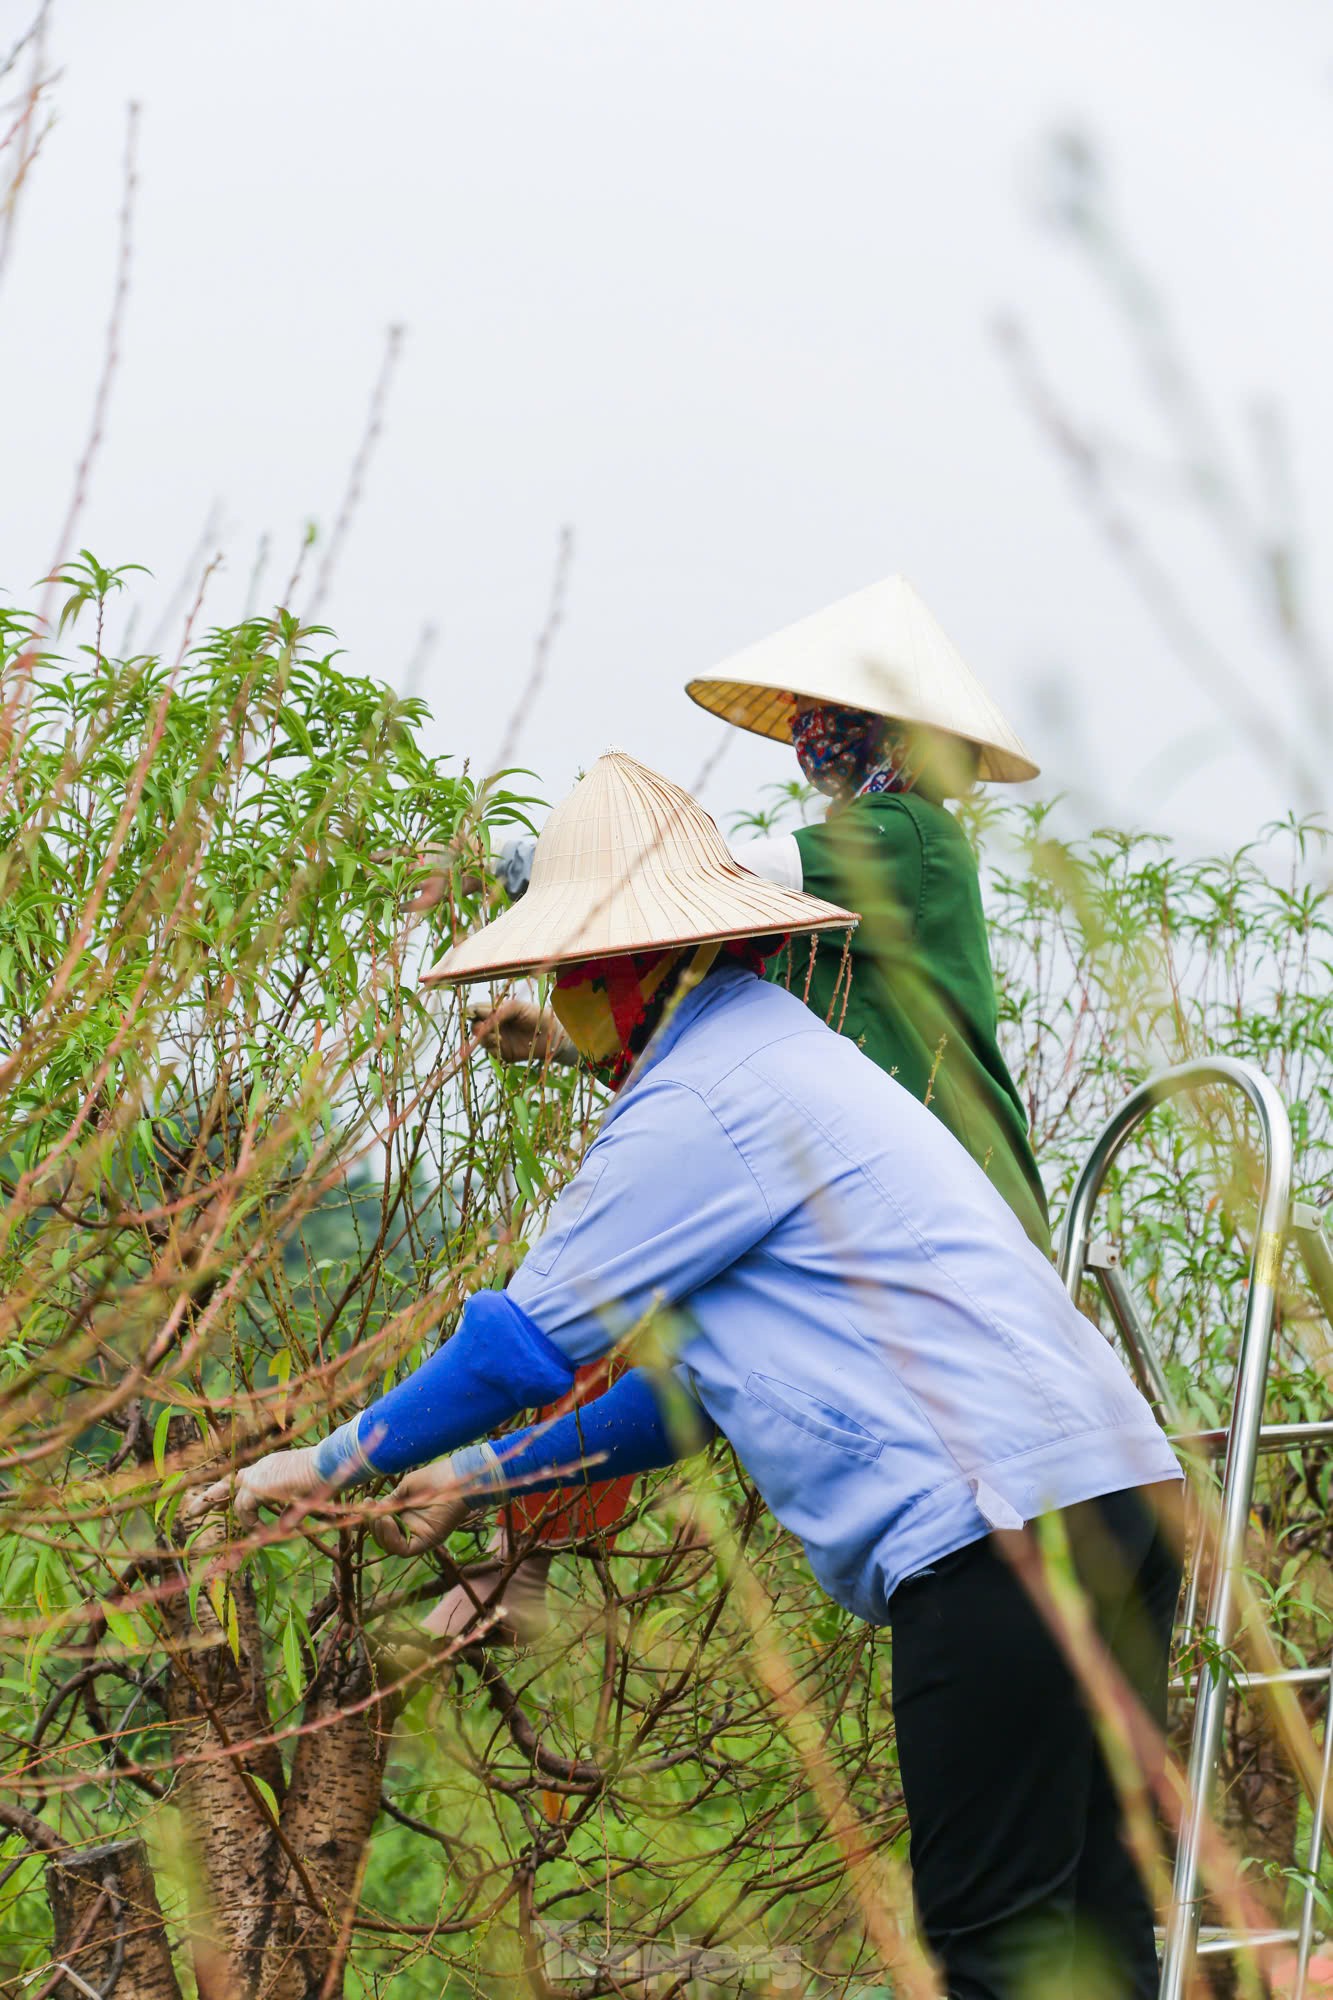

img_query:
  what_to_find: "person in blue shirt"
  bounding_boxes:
[197,750,1181,2000]
[443,579,1054,1645]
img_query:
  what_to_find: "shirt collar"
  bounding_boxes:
[598,961,755,1129]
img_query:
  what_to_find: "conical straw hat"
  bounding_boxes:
[422,749,857,986]
[686,575,1038,785]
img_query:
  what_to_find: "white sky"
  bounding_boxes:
[3,0,1332,847]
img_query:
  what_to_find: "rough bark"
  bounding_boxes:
[27,1420,405,2000]
[261,1632,399,2000]
[147,1420,288,2000]
[46,1838,183,2000]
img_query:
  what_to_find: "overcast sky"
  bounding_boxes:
[4,0,1332,848]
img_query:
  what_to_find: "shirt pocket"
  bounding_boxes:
[522,1157,607,1280]
[744,1371,883,1462]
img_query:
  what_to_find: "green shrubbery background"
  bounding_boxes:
[0,569,1330,1995]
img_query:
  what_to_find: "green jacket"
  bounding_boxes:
[769,792,1050,1251]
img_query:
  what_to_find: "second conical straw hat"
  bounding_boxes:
[422,749,857,985]
[686,575,1038,785]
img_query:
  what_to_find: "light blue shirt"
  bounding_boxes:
[507,962,1178,1623]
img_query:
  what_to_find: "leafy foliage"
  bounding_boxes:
[0,575,1330,1995]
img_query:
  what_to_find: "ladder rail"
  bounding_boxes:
[1292,1668,1333,2000]
[1294,1201,1333,1337]
[1085,1237,1180,1426]
[1056,1056,1295,2000]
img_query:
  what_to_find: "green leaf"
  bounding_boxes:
[282,1611,303,1700]
[104,1604,138,1650]
[24,1618,61,1695]
[512,1126,543,1204]
[154,1477,185,1532]
[250,1773,280,1826]
[269,1348,293,1429]
[152,1406,174,1477]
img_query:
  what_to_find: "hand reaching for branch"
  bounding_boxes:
[372,1461,472,1556]
[468,997,576,1066]
[406,843,487,912]
[368,840,488,913]
[186,1445,325,1527]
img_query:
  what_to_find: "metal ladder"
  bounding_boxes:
[1057,1056,1333,1998]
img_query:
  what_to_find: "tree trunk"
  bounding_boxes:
[261,1632,400,2000]
[76,1419,403,2000]
[46,1838,183,2000]
[147,1421,289,2000]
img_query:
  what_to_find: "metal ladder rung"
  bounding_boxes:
[1171,1419,1333,1455]
[1170,1665,1329,1695]
[1195,1926,1305,1957]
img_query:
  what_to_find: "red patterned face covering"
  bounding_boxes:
[551,939,785,1087]
[551,950,683,1076]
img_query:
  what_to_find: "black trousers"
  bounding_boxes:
[888,1484,1182,2000]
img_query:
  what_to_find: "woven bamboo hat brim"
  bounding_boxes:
[686,574,1039,786]
[422,749,857,986]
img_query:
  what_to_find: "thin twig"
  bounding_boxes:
[0,1,54,299]
[304,323,406,617]
[41,102,141,622]
[487,524,573,779]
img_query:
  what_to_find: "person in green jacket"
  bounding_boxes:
[474,576,1048,1247]
[687,573,1050,1251]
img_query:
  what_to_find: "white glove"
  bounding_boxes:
[188,1445,323,1526]
[373,1459,472,1556]
[422,1524,553,1644]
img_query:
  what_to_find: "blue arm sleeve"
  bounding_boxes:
[446,1365,717,1501]
[314,1290,576,1485]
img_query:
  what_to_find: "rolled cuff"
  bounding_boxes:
[313,1415,377,1489]
[311,1291,577,1486]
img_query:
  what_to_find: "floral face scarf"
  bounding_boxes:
[791,702,921,802]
